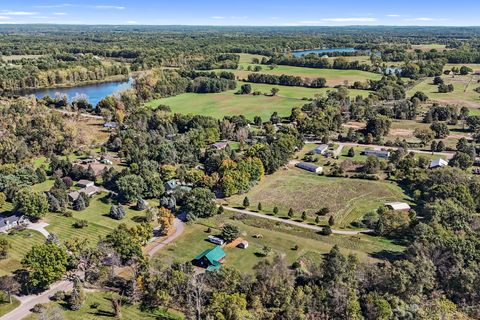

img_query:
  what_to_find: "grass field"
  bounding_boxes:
[146,82,371,120]
[229,64,383,87]
[44,192,159,244]
[0,297,20,317]
[0,230,45,276]
[154,211,404,273]
[409,44,448,52]
[23,291,183,320]
[226,168,409,228]
[407,74,480,108]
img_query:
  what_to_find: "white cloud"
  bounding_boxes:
[33,4,72,8]
[415,17,434,21]
[322,17,377,22]
[0,11,37,16]
[387,14,401,17]
[126,20,137,24]
[53,12,67,16]
[210,16,225,19]
[0,16,11,20]
[95,6,125,10]
[298,20,325,24]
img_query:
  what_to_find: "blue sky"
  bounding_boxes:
[0,0,479,26]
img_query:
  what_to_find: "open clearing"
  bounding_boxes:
[407,73,480,108]
[146,82,370,120]
[154,211,404,273]
[226,168,408,228]
[0,230,45,276]
[228,64,382,87]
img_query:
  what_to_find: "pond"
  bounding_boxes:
[292,48,357,57]
[22,78,133,106]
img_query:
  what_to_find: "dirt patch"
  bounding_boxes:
[344,121,365,129]
[390,128,413,137]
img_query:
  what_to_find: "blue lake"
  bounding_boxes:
[292,48,357,57]
[25,78,133,106]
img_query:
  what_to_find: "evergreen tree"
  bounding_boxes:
[69,277,85,310]
[243,196,250,208]
[273,206,279,215]
[257,202,262,211]
[73,196,86,211]
[301,211,307,221]
[288,208,294,218]
[328,216,335,226]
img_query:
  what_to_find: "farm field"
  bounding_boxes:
[228,65,383,87]
[407,74,480,108]
[154,211,404,273]
[226,168,409,228]
[23,291,183,320]
[146,82,370,120]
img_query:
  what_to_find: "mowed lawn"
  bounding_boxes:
[154,212,404,273]
[23,291,184,320]
[0,230,45,276]
[407,74,480,108]
[146,83,371,120]
[226,168,409,228]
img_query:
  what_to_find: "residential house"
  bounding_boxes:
[363,149,391,158]
[68,191,81,202]
[76,180,95,188]
[165,179,178,193]
[385,202,411,212]
[295,162,323,174]
[193,246,226,271]
[212,142,228,150]
[0,214,27,233]
[313,144,329,155]
[429,158,448,169]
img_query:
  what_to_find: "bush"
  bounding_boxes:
[50,290,66,301]
[90,302,100,309]
[73,219,88,229]
[321,225,332,236]
[31,303,47,313]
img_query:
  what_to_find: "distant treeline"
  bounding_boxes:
[267,55,375,72]
[246,73,327,88]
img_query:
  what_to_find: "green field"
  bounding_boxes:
[0,230,46,276]
[229,64,382,87]
[227,168,409,228]
[155,211,403,273]
[0,297,20,317]
[407,74,480,108]
[146,82,370,120]
[23,291,183,320]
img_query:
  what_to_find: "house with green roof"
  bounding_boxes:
[193,246,225,271]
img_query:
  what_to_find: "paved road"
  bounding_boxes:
[0,281,72,320]
[1,217,185,320]
[147,218,185,256]
[224,206,372,235]
[305,140,456,159]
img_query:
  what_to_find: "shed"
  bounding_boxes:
[295,162,323,174]
[385,202,411,211]
[165,179,178,192]
[313,144,329,155]
[363,149,391,158]
[193,246,226,271]
[237,240,249,249]
[80,185,99,197]
[76,180,94,188]
[429,158,448,169]
[68,191,80,202]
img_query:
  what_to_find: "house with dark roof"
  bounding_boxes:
[193,246,226,271]
[0,214,27,233]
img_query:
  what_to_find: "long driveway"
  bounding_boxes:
[1,217,185,320]
[224,206,372,235]
[306,140,456,159]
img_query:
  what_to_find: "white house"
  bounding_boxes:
[363,149,391,158]
[313,144,329,155]
[385,202,411,211]
[0,214,27,233]
[429,158,448,169]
